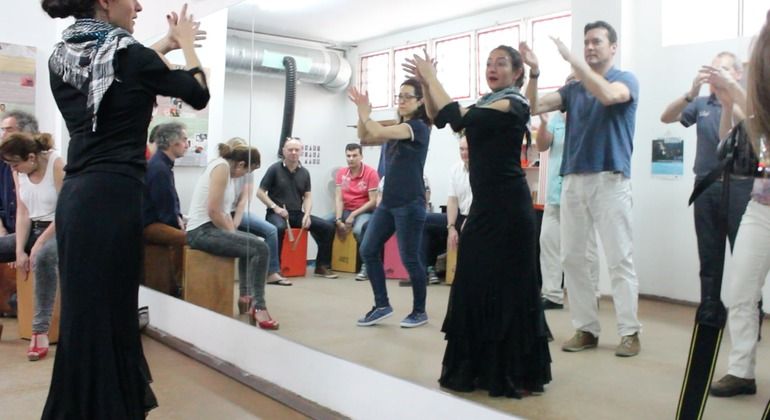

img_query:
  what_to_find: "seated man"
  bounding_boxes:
[143,123,188,295]
[257,138,337,278]
[417,137,472,285]
[329,143,379,279]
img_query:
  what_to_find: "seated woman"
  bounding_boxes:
[186,143,278,329]
[226,138,290,289]
[0,132,64,360]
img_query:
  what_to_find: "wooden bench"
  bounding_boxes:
[182,246,236,317]
[16,269,61,342]
[143,243,183,297]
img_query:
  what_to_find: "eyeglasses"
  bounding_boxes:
[395,94,420,102]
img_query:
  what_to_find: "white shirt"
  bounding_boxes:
[448,161,472,215]
[18,151,59,222]
[187,157,234,231]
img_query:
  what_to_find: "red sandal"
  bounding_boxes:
[28,332,49,361]
[250,308,279,330]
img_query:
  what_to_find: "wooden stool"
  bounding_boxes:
[16,269,61,342]
[143,244,182,296]
[331,233,357,273]
[280,228,308,277]
[383,235,408,280]
[0,263,15,314]
[182,246,235,317]
[445,247,458,285]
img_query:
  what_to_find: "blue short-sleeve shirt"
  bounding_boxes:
[558,67,639,178]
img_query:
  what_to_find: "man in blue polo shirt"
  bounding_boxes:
[521,20,642,357]
[660,52,752,305]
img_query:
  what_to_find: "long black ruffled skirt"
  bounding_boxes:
[440,179,552,398]
[42,172,157,419]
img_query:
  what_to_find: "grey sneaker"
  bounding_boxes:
[710,374,757,397]
[357,306,393,326]
[138,306,149,331]
[314,266,339,279]
[400,311,428,328]
[427,267,440,285]
[615,333,640,357]
[562,330,598,352]
[355,264,368,281]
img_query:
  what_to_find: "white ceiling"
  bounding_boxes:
[227,0,529,45]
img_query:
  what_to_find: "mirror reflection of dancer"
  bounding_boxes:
[349,78,431,328]
[41,1,210,417]
[405,46,551,397]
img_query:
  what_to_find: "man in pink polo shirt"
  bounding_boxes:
[330,143,379,279]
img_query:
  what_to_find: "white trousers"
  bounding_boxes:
[540,204,600,304]
[561,172,641,337]
[726,200,770,379]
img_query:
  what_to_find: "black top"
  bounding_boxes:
[49,44,210,181]
[143,151,181,228]
[0,163,16,233]
[436,101,528,192]
[381,119,431,208]
[259,161,311,212]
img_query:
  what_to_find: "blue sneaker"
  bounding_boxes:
[400,311,428,328]
[357,306,393,326]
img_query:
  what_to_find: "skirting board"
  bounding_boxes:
[138,286,517,420]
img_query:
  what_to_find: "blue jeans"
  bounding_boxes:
[360,198,427,312]
[325,210,372,244]
[187,222,269,309]
[238,212,280,275]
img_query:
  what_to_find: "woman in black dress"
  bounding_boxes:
[40,1,209,418]
[406,46,551,397]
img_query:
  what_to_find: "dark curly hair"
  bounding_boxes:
[41,0,96,19]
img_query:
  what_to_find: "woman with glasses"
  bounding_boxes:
[186,143,278,330]
[348,78,431,328]
[405,46,551,397]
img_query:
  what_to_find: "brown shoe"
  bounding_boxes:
[615,333,640,357]
[314,266,338,279]
[562,330,598,352]
[710,374,757,397]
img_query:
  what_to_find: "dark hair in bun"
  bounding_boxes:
[41,0,96,19]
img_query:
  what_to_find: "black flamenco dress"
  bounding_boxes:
[43,40,209,419]
[436,99,552,398]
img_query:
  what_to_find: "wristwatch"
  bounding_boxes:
[447,223,455,229]
[684,93,694,103]
[336,218,343,223]
[270,203,277,210]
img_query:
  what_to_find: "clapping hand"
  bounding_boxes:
[518,42,539,71]
[348,87,372,122]
[403,49,437,84]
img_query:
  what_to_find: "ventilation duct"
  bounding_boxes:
[225,33,352,92]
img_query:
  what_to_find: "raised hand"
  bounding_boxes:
[519,42,539,71]
[701,65,735,91]
[690,70,709,96]
[347,87,372,122]
[550,36,571,62]
[167,4,205,51]
[403,49,437,83]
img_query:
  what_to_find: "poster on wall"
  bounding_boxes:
[148,66,210,167]
[302,144,322,166]
[0,43,36,116]
[651,137,684,177]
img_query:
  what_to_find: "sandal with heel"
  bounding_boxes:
[249,308,279,330]
[28,332,49,361]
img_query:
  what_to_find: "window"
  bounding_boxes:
[662,0,761,46]
[477,24,521,95]
[531,13,572,91]
[434,34,472,100]
[359,51,390,109]
[393,44,427,106]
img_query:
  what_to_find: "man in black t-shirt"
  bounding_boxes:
[257,138,337,278]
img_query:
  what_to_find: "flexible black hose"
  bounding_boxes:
[278,56,297,158]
